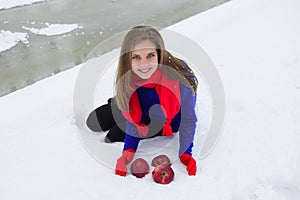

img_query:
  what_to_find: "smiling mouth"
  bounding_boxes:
[139,68,151,73]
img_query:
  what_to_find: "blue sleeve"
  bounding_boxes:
[179,83,197,156]
[123,121,141,152]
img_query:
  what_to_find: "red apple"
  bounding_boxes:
[130,158,150,178]
[151,154,171,167]
[152,164,175,184]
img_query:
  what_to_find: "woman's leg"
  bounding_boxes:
[86,98,125,132]
[86,99,180,142]
[104,122,126,143]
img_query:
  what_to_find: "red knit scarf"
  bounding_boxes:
[122,68,181,137]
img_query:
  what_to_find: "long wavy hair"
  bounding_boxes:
[115,26,198,111]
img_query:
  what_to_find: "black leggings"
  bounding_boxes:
[86,98,127,142]
[86,98,165,143]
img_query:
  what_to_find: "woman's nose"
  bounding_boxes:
[140,58,150,66]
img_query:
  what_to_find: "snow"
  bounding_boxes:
[0,30,28,52]
[22,23,80,36]
[0,1,80,52]
[1,0,300,199]
[0,0,50,10]
[0,23,80,53]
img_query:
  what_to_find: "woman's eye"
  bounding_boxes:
[132,55,140,59]
[147,53,155,58]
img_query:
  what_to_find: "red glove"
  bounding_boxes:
[180,153,197,176]
[115,148,135,176]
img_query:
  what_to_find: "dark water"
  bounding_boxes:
[0,0,230,97]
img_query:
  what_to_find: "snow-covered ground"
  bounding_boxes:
[0,0,50,10]
[1,0,300,199]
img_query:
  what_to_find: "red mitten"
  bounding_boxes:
[115,148,135,176]
[180,153,197,176]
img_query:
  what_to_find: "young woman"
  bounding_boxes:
[86,26,198,176]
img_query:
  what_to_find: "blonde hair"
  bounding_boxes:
[115,26,198,111]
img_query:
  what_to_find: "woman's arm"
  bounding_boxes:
[115,121,141,176]
[123,121,141,151]
[178,83,198,156]
[178,83,198,175]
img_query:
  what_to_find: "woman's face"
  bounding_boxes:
[131,40,158,79]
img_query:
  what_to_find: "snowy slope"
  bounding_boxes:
[1,0,300,199]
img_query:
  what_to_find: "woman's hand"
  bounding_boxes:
[115,148,135,176]
[180,153,197,176]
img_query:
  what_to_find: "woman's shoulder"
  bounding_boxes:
[179,82,196,96]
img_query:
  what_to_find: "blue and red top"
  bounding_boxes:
[122,69,197,156]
